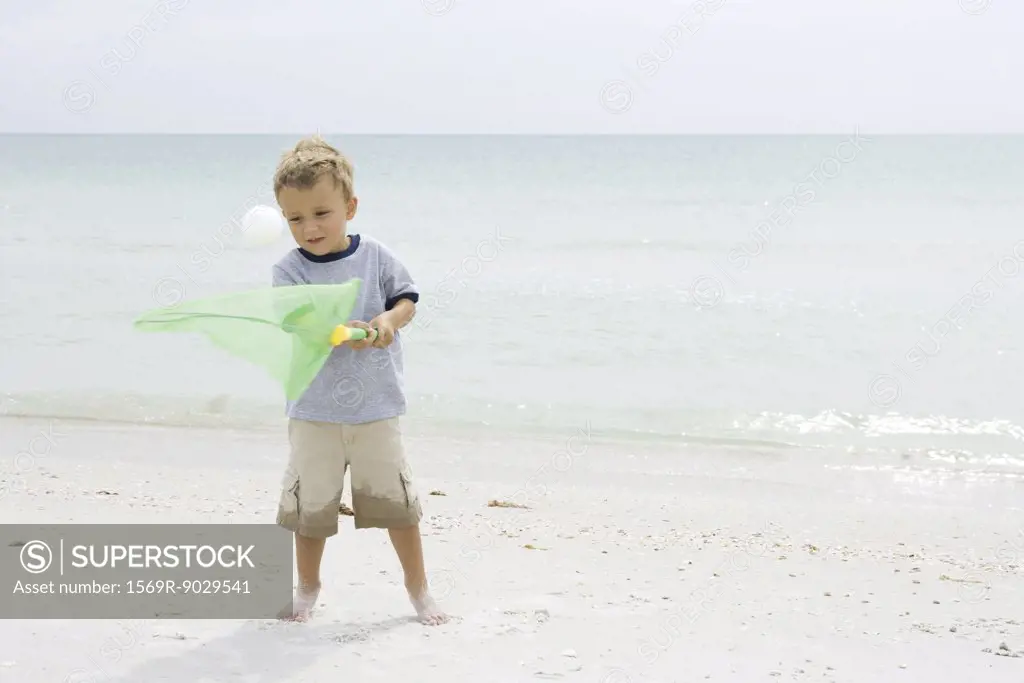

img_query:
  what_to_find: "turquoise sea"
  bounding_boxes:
[2,134,1024,485]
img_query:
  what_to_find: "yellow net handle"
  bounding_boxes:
[330,325,369,346]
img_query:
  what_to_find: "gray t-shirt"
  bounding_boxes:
[271,234,420,424]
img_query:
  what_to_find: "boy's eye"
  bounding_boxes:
[316,211,331,217]
[288,217,301,223]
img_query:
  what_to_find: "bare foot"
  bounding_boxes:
[409,591,451,626]
[278,583,321,622]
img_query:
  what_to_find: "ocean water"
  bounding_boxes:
[2,134,1024,483]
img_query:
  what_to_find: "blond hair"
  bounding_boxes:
[273,135,354,201]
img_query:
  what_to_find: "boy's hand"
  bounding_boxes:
[345,321,378,350]
[369,316,396,348]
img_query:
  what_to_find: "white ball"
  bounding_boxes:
[240,205,285,248]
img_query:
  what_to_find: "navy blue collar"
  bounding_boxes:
[298,234,360,263]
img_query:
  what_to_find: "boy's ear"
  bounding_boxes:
[347,196,358,220]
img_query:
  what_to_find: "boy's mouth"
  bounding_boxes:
[306,237,325,246]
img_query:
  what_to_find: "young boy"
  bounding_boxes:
[269,135,448,626]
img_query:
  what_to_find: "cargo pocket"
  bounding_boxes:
[277,469,302,529]
[398,468,417,511]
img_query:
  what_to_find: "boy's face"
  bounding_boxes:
[277,177,357,255]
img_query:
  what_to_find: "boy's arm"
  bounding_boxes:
[374,242,419,332]
[378,297,416,330]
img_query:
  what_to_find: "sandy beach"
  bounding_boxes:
[0,415,1022,682]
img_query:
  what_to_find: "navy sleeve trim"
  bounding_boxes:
[385,292,419,310]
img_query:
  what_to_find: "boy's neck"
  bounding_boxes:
[298,234,360,263]
[332,235,351,253]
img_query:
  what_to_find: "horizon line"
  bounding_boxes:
[2,131,1022,137]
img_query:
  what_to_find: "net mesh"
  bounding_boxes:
[133,279,363,401]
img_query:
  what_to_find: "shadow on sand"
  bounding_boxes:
[76,614,417,682]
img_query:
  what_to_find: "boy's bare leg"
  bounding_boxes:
[388,524,450,625]
[279,532,326,621]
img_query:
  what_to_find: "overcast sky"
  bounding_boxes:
[1,0,1021,134]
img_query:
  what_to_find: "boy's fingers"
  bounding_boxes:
[376,329,395,348]
[350,328,379,350]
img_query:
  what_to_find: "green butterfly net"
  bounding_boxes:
[133,279,368,401]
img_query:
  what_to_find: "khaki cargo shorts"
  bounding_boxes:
[276,417,423,538]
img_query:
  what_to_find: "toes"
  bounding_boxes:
[422,613,450,626]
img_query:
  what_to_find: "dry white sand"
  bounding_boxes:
[1,416,1022,682]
